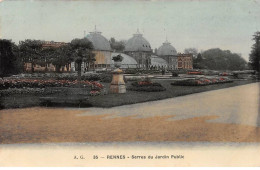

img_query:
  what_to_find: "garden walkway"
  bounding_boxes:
[79,82,260,127]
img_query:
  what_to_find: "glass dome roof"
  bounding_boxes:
[124,30,152,52]
[157,40,177,56]
[85,28,111,51]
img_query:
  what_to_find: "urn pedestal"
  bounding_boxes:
[109,68,126,94]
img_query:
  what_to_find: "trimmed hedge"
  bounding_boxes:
[128,81,166,92]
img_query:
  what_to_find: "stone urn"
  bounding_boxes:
[110,59,126,93]
[109,68,126,94]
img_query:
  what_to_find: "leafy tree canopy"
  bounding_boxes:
[19,39,43,61]
[109,37,125,52]
[193,48,247,70]
[184,48,198,57]
[0,39,22,77]
[69,38,95,81]
[249,31,260,72]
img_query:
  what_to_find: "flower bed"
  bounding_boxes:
[9,73,101,81]
[128,81,166,92]
[0,79,104,92]
[171,77,233,86]
[188,71,203,75]
[56,73,100,81]
[219,72,232,76]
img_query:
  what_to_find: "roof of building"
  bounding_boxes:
[157,40,177,56]
[85,27,111,51]
[42,41,68,48]
[111,53,138,65]
[151,55,168,66]
[124,30,152,52]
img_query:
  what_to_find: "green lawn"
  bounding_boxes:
[0,79,257,109]
[88,79,256,107]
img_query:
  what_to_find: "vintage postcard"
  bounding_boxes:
[0,0,259,167]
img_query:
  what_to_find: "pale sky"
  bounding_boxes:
[1,0,260,61]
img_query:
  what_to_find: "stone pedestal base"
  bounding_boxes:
[109,84,126,93]
[109,68,126,94]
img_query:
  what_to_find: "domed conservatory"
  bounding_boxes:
[85,28,112,69]
[70,28,192,71]
[156,39,178,70]
[124,30,152,69]
[111,53,138,69]
[70,27,112,71]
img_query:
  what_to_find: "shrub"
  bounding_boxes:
[171,71,179,77]
[128,81,166,92]
[112,54,123,62]
[100,72,113,83]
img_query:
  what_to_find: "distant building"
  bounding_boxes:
[85,27,112,69]
[111,53,138,69]
[177,53,193,69]
[24,28,194,72]
[157,40,178,70]
[150,55,168,69]
[42,41,68,49]
[124,30,152,69]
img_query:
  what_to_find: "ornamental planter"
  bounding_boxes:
[110,55,126,93]
[109,68,126,94]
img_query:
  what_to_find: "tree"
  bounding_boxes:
[193,53,204,69]
[249,31,260,77]
[85,51,96,72]
[50,45,73,72]
[199,48,247,70]
[40,47,56,72]
[184,48,198,58]
[70,38,94,82]
[0,39,22,77]
[109,37,125,52]
[19,39,43,73]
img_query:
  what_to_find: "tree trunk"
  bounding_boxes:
[77,62,82,83]
[87,62,89,71]
[66,64,69,72]
[31,62,34,73]
[55,65,61,73]
[45,63,48,72]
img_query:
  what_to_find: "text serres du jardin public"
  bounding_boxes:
[74,154,184,160]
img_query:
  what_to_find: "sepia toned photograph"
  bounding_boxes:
[0,0,259,167]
